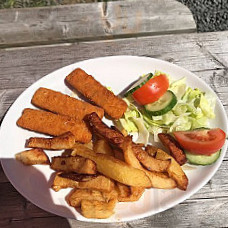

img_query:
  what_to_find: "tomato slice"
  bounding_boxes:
[132,74,169,105]
[173,128,226,155]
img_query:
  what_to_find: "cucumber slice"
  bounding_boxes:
[124,73,153,97]
[185,150,221,166]
[144,90,177,116]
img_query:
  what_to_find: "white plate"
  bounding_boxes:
[0,56,227,223]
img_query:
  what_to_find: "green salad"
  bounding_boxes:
[117,71,216,144]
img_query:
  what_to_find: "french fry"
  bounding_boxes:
[78,175,114,193]
[72,144,151,188]
[67,188,116,208]
[158,133,187,165]
[129,186,145,202]
[50,156,96,174]
[122,137,176,189]
[115,183,144,202]
[15,148,49,165]
[85,112,125,147]
[144,170,176,189]
[84,141,93,150]
[115,182,131,199]
[121,128,128,137]
[122,136,142,169]
[119,137,145,201]
[52,172,114,192]
[81,198,117,219]
[52,172,85,192]
[155,149,188,191]
[113,149,125,161]
[133,145,170,172]
[145,145,159,157]
[26,132,75,150]
[93,139,114,156]
[68,189,106,207]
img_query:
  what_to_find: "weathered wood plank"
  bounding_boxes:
[1,216,71,228]
[0,164,9,183]
[0,31,227,92]
[123,197,228,228]
[0,0,196,48]
[4,196,228,228]
[0,31,228,227]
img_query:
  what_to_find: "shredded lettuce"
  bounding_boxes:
[117,71,216,144]
[131,117,150,144]
[169,77,187,99]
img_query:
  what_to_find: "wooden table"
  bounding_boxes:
[1,0,228,227]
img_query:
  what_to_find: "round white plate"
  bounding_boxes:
[0,56,227,223]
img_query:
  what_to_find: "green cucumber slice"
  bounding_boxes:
[144,90,177,116]
[124,73,153,97]
[185,150,221,166]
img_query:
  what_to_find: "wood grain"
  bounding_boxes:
[0,0,196,48]
[0,31,228,227]
[0,32,227,117]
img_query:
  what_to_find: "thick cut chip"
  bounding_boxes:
[50,156,96,174]
[133,144,170,172]
[81,198,117,219]
[115,182,131,200]
[158,133,187,165]
[122,137,176,189]
[143,170,176,189]
[155,149,188,191]
[130,186,145,201]
[145,145,159,157]
[122,136,142,169]
[72,144,151,188]
[17,108,92,143]
[115,183,144,202]
[66,68,127,119]
[68,189,106,208]
[86,112,124,147]
[67,188,116,208]
[93,139,114,156]
[85,113,172,185]
[52,173,114,192]
[15,148,49,165]
[32,87,104,120]
[113,149,125,161]
[114,138,145,202]
[26,132,75,150]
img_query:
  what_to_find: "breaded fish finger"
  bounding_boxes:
[65,68,127,119]
[32,87,104,120]
[17,108,92,143]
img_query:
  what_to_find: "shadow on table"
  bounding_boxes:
[0,158,74,227]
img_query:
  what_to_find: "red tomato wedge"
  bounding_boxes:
[173,128,226,155]
[132,74,169,105]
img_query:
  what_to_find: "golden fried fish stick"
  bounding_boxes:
[32,87,104,120]
[17,108,91,143]
[65,68,127,119]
